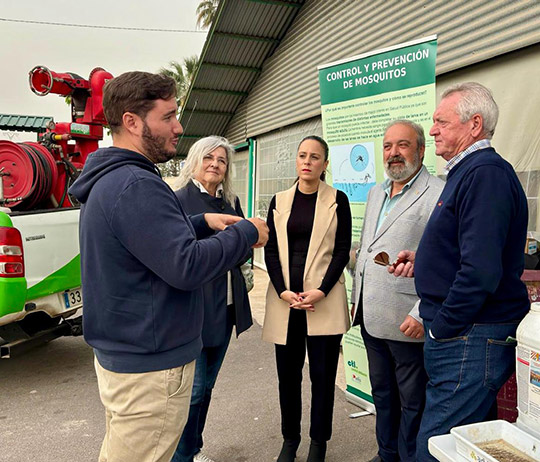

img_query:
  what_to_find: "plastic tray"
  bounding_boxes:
[451,420,540,462]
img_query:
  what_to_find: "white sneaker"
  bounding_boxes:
[194,452,216,462]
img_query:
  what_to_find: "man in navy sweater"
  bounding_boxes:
[390,82,529,461]
[69,72,268,462]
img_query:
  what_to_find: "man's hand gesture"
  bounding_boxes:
[388,250,415,277]
[204,213,241,231]
[247,217,269,248]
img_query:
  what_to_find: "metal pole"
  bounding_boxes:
[247,138,255,218]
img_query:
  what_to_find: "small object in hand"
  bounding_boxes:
[394,257,408,267]
[374,251,407,268]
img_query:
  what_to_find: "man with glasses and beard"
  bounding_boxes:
[69,71,268,462]
[351,120,444,462]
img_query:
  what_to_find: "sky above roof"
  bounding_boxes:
[1,0,207,143]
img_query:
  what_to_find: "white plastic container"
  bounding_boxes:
[451,420,540,462]
[516,302,540,440]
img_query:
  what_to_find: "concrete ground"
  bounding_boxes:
[0,268,377,461]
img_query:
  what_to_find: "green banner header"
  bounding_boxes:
[319,40,437,105]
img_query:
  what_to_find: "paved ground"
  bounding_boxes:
[0,268,377,461]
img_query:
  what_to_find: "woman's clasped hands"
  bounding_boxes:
[280,289,325,312]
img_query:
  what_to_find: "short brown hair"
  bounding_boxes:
[102,71,177,134]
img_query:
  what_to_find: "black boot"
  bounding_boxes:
[307,440,327,462]
[277,438,301,462]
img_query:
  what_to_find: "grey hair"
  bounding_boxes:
[384,119,425,150]
[442,82,499,138]
[174,136,236,205]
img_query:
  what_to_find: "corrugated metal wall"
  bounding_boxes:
[226,102,248,146]
[226,0,540,144]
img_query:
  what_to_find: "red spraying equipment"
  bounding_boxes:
[0,66,113,210]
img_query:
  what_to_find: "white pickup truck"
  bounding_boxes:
[0,206,83,357]
[0,65,114,357]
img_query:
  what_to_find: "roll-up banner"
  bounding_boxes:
[318,36,438,412]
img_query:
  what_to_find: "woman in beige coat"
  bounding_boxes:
[263,135,351,462]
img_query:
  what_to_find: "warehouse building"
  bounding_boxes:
[177,0,540,266]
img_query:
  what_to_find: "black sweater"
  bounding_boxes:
[265,185,351,296]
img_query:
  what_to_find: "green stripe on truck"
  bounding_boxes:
[26,255,81,300]
[0,211,13,227]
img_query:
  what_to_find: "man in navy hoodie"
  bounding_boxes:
[69,71,268,462]
[390,82,529,461]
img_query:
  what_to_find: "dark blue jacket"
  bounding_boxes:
[69,147,257,373]
[415,147,529,339]
[176,181,253,347]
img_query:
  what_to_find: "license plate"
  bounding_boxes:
[63,288,83,309]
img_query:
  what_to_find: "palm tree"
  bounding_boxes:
[196,0,219,29]
[159,55,199,108]
[182,55,199,93]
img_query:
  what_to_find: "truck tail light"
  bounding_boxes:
[0,227,25,277]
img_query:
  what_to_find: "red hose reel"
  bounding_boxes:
[0,140,81,209]
[0,66,112,211]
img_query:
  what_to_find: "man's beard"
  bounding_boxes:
[141,122,176,164]
[384,151,421,181]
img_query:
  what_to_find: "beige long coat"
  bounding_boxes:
[262,181,350,345]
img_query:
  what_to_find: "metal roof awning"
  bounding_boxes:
[0,114,54,133]
[177,0,305,157]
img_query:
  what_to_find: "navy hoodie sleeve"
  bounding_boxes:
[430,165,513,338]
[188,213,214,240]
[235,197,254,266]
[109,176,258,291]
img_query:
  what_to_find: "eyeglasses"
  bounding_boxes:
[373,251,390,266]
[373,251,407,268]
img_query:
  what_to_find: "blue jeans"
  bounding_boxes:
[172,330,232,462]
[417,321,519,462]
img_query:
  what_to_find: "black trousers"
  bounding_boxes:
[361,324,427,462]
[275,309,342,443]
